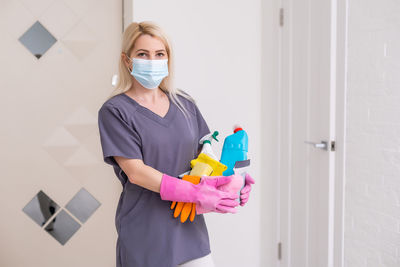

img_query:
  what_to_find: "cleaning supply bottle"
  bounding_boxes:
[198,131,220,160]
[220,125,248,176]
[190,131,227,176]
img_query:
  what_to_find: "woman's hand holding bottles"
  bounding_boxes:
[196,173,255,214]
[239,173,255,206]
[159,174,239,214]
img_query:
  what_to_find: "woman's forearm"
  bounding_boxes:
[114,156,163,192]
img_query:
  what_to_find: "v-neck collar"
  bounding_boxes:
[121,91,176,127]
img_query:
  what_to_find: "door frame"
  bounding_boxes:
[123,0,133,32]
[333,0,348,266]
[260,0,347,266]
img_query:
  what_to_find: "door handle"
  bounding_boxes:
[304,140,328,150]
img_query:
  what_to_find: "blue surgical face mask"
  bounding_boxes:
[127,56,169,89]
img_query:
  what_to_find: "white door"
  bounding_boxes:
[0,0,128,266]
[278,0,346,266]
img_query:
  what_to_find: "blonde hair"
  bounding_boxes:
[108,21,195,120]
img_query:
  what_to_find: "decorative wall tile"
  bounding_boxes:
[18,21,57,59]
[0,0,35,38]
[22,190,60,227]
[19,0,56,17]
[39,0,80,39]
[44,209,80,245]
[61,21,98,60]
[65,188,101,223]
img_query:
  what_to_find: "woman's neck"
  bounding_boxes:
[126,81,166,104]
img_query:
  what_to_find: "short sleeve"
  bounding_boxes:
[98,104,143,168]
[194,103,211,152]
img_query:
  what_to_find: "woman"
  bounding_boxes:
[98,21,255,267]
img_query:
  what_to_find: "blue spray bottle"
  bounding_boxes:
[218,125,249,202]
[220,125,248,176]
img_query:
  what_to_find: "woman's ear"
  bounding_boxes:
[122,52,132,71]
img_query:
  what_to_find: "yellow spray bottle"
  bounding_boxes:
[190,131,227,176]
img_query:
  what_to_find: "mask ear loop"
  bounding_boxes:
[124,53,133,73]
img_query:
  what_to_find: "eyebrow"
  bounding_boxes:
[135,49,166,53]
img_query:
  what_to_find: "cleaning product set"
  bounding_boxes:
[171,126,250,223]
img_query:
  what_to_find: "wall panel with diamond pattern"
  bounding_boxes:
[0,0,125,266]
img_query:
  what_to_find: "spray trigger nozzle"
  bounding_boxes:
[212,131,219,142]
[199,131,219,145]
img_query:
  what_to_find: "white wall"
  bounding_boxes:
[132,1,262,266]
[345,0,400,266]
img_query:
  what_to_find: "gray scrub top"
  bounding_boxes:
[97,90,211,267]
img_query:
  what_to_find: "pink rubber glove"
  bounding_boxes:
[240,173,255,206]
[197,174,244,214]
[160,174,239,213]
